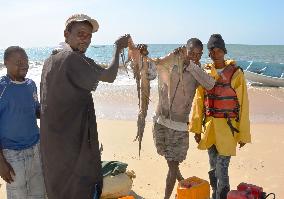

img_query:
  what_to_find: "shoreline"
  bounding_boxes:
[92,84,284,123]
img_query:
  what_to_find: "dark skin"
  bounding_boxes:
[194,47,246,148]
[186,43,203,65]
[173,44,203,66]
[64,22,130,83]
[164,43,203,199]
[0,150,15,184]
[164,161,184,199]
[0,50,30,184]
[5,51,29,82]
[209,47,226,69]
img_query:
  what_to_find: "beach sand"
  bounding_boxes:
[0,121,283,199]
[101,122,284,199]
[0,86,284,199]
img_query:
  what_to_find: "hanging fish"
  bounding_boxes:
[127,38,151,158]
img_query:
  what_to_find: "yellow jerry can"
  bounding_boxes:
[118,196,135,199]
[176,176,210,199]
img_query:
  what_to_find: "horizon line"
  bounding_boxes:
[1,43,284,50]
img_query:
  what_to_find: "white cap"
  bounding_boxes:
[65,14,99,33]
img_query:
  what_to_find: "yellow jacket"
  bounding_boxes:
[189,60,251,156]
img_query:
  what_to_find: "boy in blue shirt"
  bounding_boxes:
[0,46,45,198]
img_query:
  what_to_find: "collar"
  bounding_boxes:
[205,60,236,79]
[5,75,27,84]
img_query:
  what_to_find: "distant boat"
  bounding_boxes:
[91,45,106,48]
[237,60,284,87]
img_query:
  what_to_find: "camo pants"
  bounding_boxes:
[208,145,231,199]
[152,123,189,163]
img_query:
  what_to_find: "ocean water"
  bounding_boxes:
[1,44,284,63]
[1,44,284,87]
[0,44,284,122]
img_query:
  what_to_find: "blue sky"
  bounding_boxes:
[0,0,283,47]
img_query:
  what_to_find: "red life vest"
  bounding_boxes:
[204,64,240,119]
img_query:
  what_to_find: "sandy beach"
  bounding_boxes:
[0,0,283,197]
[0,86,284,199]
[99,121,284,199]
[1,121,283,199]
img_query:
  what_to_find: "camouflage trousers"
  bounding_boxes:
[152,123,189,163]
[208,145,231,199]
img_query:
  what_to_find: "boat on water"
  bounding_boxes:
[237,60,284,87]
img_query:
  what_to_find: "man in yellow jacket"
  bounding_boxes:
[189,34,251,199]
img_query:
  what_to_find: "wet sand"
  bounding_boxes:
[93,84,284,123]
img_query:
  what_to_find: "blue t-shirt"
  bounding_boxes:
[0,75,40,150]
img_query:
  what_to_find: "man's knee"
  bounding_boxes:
[208,145,218,170]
